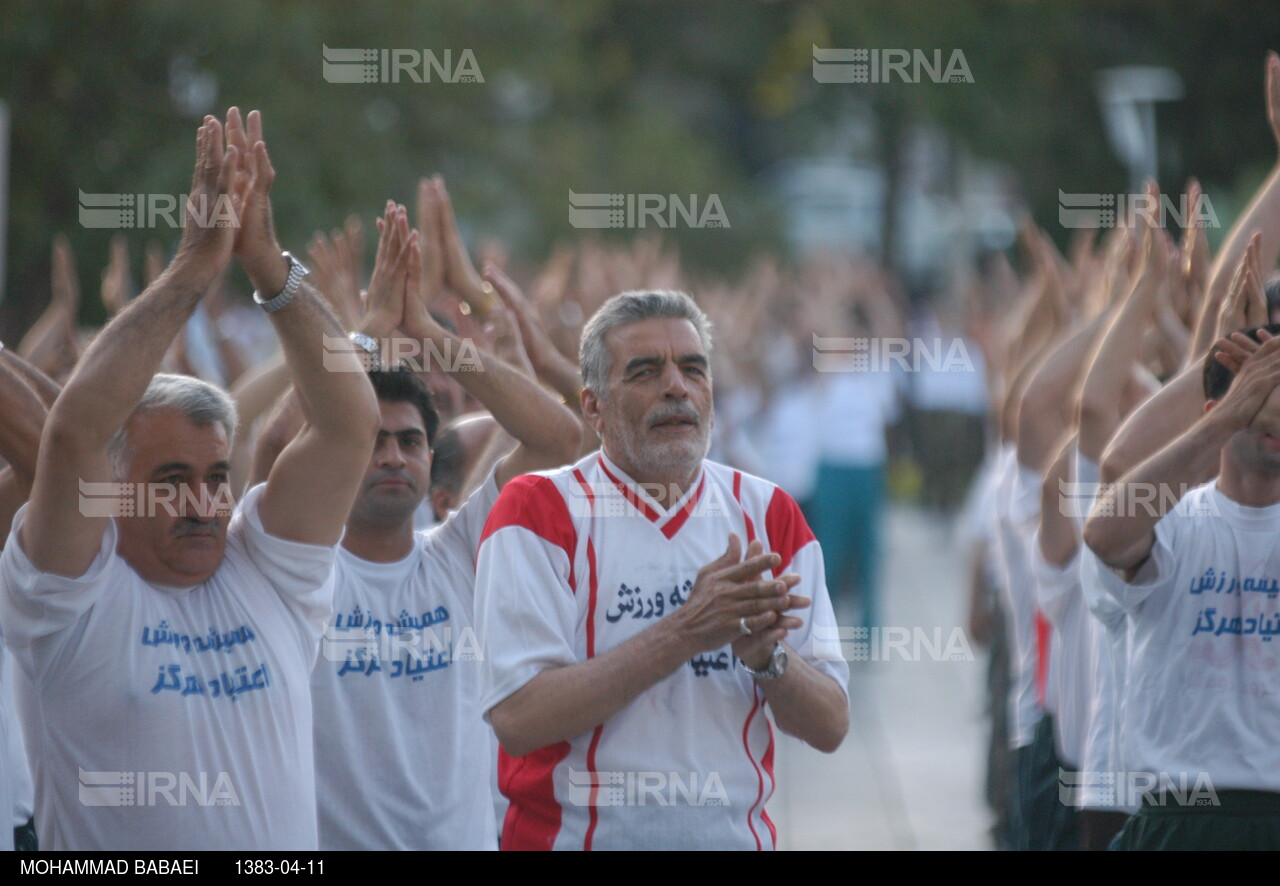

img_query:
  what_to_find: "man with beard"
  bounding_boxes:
[475,290,849,851]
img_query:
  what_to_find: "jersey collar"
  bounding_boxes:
[597,452,706,540]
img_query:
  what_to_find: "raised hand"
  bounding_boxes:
[361,202,415,339]
[415,177,447,306]
[222,107,281,293]
[50,234,80,314]
[144,240,166,287]
[434,176,497,320]
[1215,234,1267,341]
[307,216,365,330]
[1180,179,1210,316]
[1211,333,1280,431]
[100,234,133,316]
[170,115,240,289]
[1212,328,1273,375]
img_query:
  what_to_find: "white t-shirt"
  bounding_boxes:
[992,445,1043,748]
[814,365,900,466]
[1072,452,1137,812]
[4,648,31,832]
[1030,447,1105,775]
[0,484,335,850]
[312,471,500,850]
[476,452,849,851]
[0,646,15,851]
[754,378,823,503]
[1031,546,1096,772]
[1098,481,1280,793]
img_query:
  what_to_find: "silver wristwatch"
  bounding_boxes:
[253,251,309,314]
[348,331,382,368]
[738,643,788,680]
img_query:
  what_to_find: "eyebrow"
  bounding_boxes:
[623,354,709,374]
[377,428,426,439]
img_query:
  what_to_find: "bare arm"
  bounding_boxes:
[0,347,49,488]
[1017,313,1107,474]
[227,353,290,496]
[402,221,580,490]
[1086,336,1280,573]
[1101,242,1268,482]
[1079,225,1162,462]
[224,108,378,546]
[1038,435,1079,568]
[21,116,238,575]
[0,347,61,410]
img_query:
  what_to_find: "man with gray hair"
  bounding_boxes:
[0,108,377,850]
[475,289,849,850]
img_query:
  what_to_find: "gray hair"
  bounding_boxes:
[578,290,713,396]
[107,374,238,478]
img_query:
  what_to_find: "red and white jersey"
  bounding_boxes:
[476,451,848,851]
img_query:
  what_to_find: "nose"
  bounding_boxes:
[659,363,691,399]
[377,437,407,469]
[181,482,226,521]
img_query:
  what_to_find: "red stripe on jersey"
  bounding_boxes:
[741,688,764,851]
[1035,611,1050,709]
[599,457,661,523]
[574,469,606,851]
[760,717,778,849]
[660,473,705,540]
[499,742,571,851]
[733,471,758,548]
[583,724,605,851]
[481,473,577,593]
[764,485,816,574]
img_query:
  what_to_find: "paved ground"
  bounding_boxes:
[770,505,995,850]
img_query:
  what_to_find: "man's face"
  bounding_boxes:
[583,317,713,490]
[350,400,432,527]
[115,409,232,589]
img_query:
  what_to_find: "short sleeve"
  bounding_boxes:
[0,502,125,671]
[764,486,850,697]
[474,475,580,720]
[1095,518,1178,613]
[1030,539,1081,626]
[226,483,338,643]
[431,465,501,566]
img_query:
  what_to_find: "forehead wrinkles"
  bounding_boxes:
[606,320,707,380]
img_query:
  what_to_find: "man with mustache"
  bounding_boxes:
[0,109,378,849]
[260,202,583,849]
[475,290,850,850]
